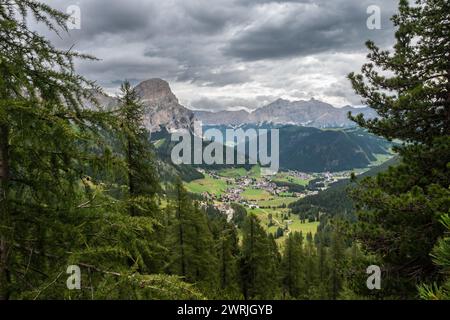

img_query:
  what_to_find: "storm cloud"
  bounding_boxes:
[224,0,397,60]
[36,0,398,109]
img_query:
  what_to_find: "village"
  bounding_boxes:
[191,167,353,221]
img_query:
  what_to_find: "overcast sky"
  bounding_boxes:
[38,0,398,111]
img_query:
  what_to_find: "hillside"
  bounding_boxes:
[277,125,391,172]
[289,156,400,219]
[198,124,393,172]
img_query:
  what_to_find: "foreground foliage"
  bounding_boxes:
[348,0,450,298]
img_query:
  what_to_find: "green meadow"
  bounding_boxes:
[185,167,320,245]
[184,174,230,195]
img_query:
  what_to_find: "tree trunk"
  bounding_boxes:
[127,139,136,216]
[178,202,186,277]
[0,124,10,300]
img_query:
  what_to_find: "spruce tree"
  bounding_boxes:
[166,181,219,294]
[316,232,331,299]
[329,223,345,299]
[0,0,201,299]
[348,0,450,297]
[419,214,450,299]
[117,81,159,216]
[303,232,317,295]
[112,80,165,274]
[281,232,305,299]
[239,214,280,299]
[0,0,104,299]
[210,213,241,298]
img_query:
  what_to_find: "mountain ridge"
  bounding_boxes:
[87,78,376,131]
[193,98,376,128]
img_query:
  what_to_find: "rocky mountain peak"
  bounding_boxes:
[134,78,193,133]
[134,78,178,104]
[194,96,377,128]
[268,98,290,106]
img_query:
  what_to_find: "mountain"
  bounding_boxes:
[153,122,392,173]
[202,123,392,172]
[194,98,377,128]
[87,78,194,133]
[88,79,374,132]
[86,79,390,173]
[134,78,194,133]
[277,125,391,172]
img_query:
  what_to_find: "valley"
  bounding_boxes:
[3,0,448,303]
[184,160,389,245]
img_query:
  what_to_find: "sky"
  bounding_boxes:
[37,0,398,111]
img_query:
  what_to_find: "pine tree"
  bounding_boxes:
[348,0,450,297]
[0,0,201,300]
[419,214,450,299]
[281,232,305,299]
[211,213,241,298]
[165,181,219,294]
[329,223,345,299]
[0,0,104,299]
[315,232,331,299]
[267,233,281,296]
[239,214,280,299]
[117,81,160,216]
[303,232,317,295]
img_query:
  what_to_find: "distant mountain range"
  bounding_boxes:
[194,98,377,128]
[85,78,391,174]
[90,78,376,132]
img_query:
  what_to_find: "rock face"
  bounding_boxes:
[86,79,194,133]
[134,78,179,105]
[87,78,375,131]
[134,78,194,133]
[194,98,377,128]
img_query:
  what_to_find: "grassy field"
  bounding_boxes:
[289,220,320,235]
[258,196,298,207]
[241,188,271,201]
[217,167,248,178]
[247,207,284,228]
[272,172,310,186]
[185,169,319,246]
[217,165,261,178]
[248,207,319,244]
[184,174,229,195]
[369,153,394,167]
[248,165,261,178]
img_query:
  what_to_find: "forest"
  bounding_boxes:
[0,0,449,300]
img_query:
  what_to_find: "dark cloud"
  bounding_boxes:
[175,66,252,87]
[36,0,397,107]
[38,0,155,42]
[323,81,364,106]
[224,0,397,60]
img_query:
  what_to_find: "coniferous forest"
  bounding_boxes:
[0,0,449,301]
